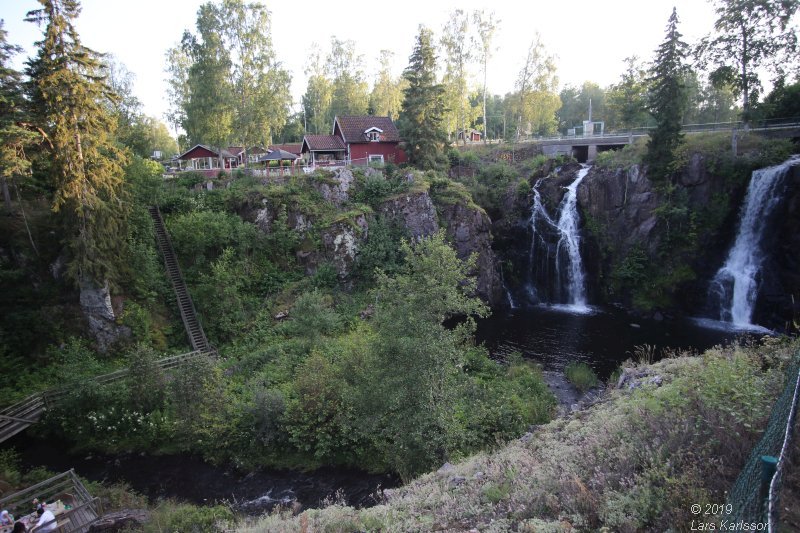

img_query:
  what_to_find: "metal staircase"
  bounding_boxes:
[148,206,211,353]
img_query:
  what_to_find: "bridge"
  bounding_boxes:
[535,119,800,162]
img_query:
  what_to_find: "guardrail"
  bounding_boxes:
[0,350,214,443]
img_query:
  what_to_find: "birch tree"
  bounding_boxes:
[473,10,498,142]
[441,9,472,144]
[510,35,561,139]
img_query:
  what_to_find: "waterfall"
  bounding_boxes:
[556,166,590,309]
[526,165,591,311]
[709,156,799,328]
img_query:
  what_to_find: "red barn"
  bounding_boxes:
[301,115,406,167]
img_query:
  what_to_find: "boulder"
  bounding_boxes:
[79,279,131,353]
[88,509,150,532]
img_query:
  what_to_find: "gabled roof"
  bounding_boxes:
[177,144,239,160]
[302,135,346,152]
[270,143,303,156]
[259,149,299,161]
[335,116,400,143]
[227,146,245,157]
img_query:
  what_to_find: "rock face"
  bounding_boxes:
[312,168,354,206]
[319,215,369,278]
[578,164,660,255]
[437,201,504,306]
[378,191,439,238]
[79,280,131,352]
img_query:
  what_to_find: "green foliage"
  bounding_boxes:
[354,216,408,282]
[449,161,518,217]
[126,343,167,412]
[144,502,234,533]
[564,362,599,392]
[360,231,488,479]
[594,139,647,170]
[399,27,449,171]
[350,171,410,208]
[606,56,652,130]
[697,0,799,116]
[646,8,691,182]
[508,36,561,137]
[26,0,130,286]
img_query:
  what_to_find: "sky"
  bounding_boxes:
[0,0,719,128]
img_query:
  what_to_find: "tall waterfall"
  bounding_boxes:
[527,165,591,311]
[709,156,799,328]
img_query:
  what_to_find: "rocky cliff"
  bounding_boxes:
[494,150,800,329]
[242,168,504,306]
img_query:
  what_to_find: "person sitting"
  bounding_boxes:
[12,522,26,533]
[0,510,13,526]
[31,506,55,533]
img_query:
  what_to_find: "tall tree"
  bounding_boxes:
[25,0,129,285]
[646,8,691,182]
[510,35,561,139]
[183,3,234,158]
[364,232,487,479]
[369,50,406,119]
[440,9,472,144]
[0,20,38,213]
[221,0,290,163]
[327,37,369,118]
[399,26,448,170]
[697,0,799,118]
[164,42,191,140]
[472,10,498,143]
[605,56,650,131]
[302,43,333,134]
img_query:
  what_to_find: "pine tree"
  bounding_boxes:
[646,8,690,182]
[25,0,129,285]
[399,26,447,171]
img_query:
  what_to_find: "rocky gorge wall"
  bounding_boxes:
[242,168,504,306]
[493,154,800,330]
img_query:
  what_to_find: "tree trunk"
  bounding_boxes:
[482,57,488,144]
[1,176,11,211]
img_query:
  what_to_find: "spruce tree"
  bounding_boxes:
[646,8,690,182]
[25,0,129,285]
[399,26,448,171]
[0,21,37,212]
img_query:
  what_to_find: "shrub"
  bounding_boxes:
[565,362,599,392]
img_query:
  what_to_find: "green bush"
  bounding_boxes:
[565,362,599,392]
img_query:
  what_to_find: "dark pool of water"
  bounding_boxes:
[476,305,759,380]
[8,435,397,515]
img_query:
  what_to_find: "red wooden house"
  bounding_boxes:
[301,115,406,167]
[175,144,240,172]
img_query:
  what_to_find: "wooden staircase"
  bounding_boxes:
[148,206,211,353]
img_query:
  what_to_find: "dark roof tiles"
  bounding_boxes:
[335,116,400,143]
[303,135,346,151]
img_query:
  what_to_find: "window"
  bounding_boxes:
[368,154,384,165]
[368,131,380,141]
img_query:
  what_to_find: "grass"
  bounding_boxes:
[564,361,599,392]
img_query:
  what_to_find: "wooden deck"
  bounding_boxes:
[0,470,102,532]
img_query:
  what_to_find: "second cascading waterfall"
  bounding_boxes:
[708,155,799,328]
[527,165,591,310]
